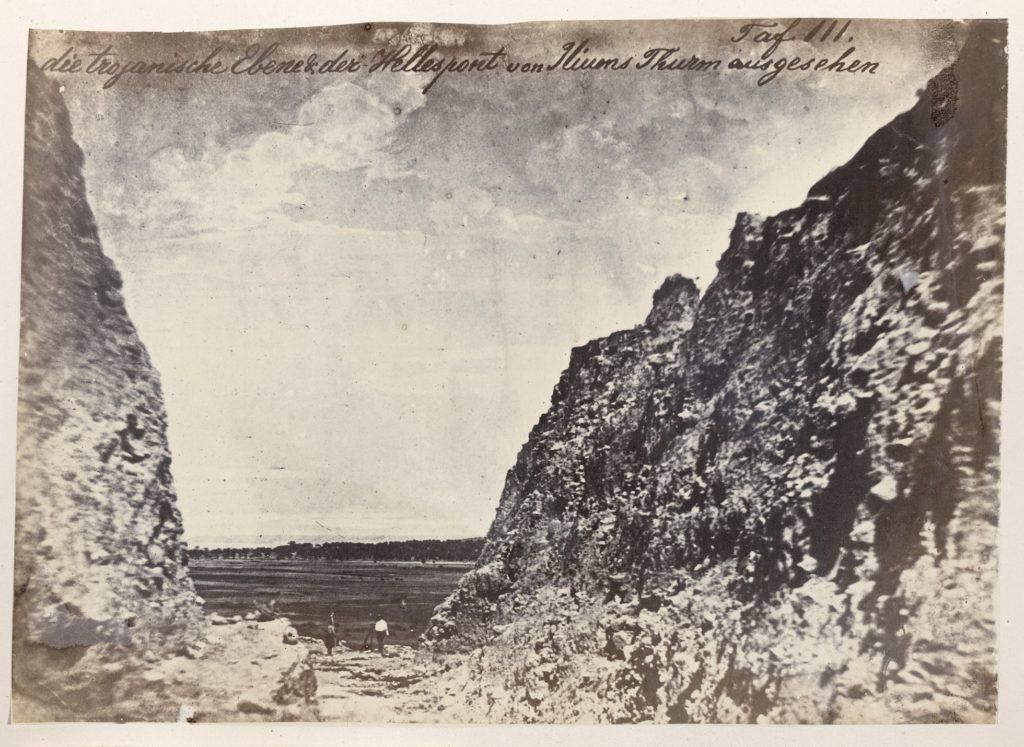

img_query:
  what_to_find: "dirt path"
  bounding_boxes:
[310,644,460,723]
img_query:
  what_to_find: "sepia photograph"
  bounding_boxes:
[7,9,1010,731]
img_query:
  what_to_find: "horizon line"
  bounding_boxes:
[188,533,486,549]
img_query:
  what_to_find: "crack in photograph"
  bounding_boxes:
[12,17,1005,724]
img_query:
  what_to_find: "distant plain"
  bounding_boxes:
[190,558,470,646]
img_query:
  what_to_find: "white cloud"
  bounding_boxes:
[428,186,518,232]
[143,76,427,237]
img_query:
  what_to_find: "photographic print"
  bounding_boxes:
[12,17,1005,724]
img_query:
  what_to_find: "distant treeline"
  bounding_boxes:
[190,537,485,563]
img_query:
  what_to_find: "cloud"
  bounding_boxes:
[141,76,428,237]
[428,186,518,232]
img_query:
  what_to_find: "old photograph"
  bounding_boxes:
[12,17,1006,724]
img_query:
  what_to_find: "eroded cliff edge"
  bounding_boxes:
[15,61,206,719]
[425,23,1005,724]
[14,63,318,722]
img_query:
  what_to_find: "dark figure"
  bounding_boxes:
[117,413,148,463]
[373,615,389,656]
[324,625,337,656]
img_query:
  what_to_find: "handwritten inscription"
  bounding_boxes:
[728,19,878,85]
[40,19,879,92]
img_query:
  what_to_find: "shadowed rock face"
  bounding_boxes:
[14,62,203,720]
[426,23,1005,724]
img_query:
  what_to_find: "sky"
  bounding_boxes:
[30,20,961,546]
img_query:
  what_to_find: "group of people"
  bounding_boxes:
[322,613,390,656]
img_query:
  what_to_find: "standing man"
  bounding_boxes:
[323,624,337,656]
[373,614,389,656]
